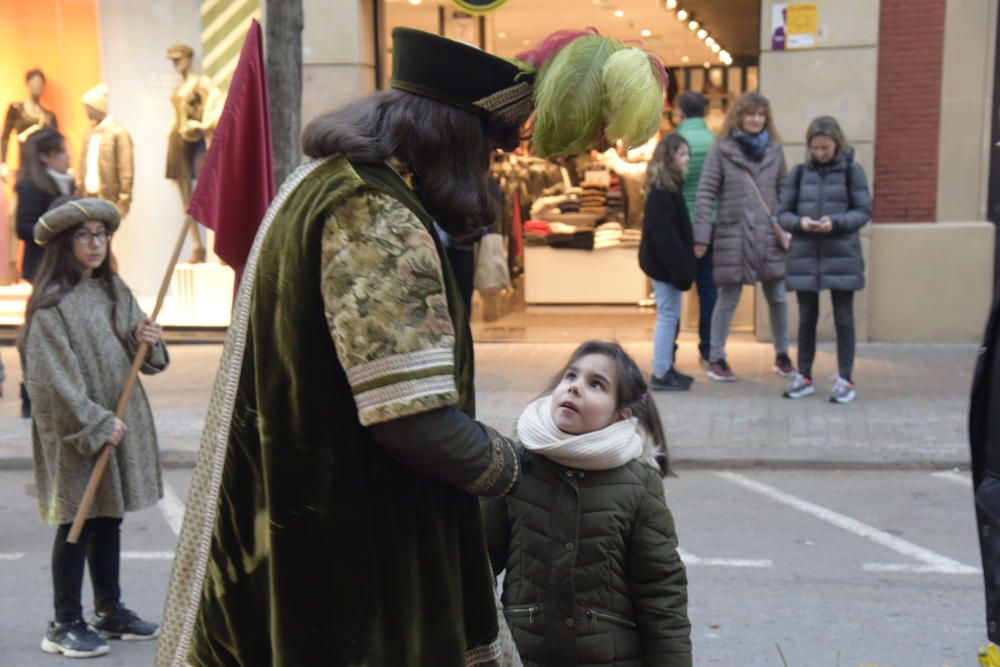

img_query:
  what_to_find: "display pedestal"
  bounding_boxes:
[524,246,647,304]
[148,262,234,328]
[0,282,30,326]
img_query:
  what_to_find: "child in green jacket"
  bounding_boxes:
[483,341,692,666]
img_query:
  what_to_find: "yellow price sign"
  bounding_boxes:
[786,2,818,49]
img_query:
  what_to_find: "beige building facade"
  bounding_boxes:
[755,0,996,342]
[298,0,999,342]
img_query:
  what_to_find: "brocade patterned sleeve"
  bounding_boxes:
[320,189,460,427]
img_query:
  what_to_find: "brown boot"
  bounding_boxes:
[187,247,207,264]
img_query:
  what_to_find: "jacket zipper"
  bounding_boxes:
[504,604,541,624]
[586,608,637,629]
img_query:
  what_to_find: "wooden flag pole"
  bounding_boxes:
[67,216,195,544]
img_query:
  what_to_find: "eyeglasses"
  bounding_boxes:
[73,230,112,245]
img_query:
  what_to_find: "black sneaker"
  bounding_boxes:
[668,368,694,386]
[651,370,692,391]
[41,620,110,658]
[92,605,160,641]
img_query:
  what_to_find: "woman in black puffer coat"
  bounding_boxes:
[776,116,871,404]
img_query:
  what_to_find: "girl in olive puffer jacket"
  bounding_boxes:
[482,341,692,667]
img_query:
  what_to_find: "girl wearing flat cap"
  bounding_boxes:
[20,196,168,659]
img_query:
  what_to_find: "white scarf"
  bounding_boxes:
[517,395,659,471]
[47,167,74,195]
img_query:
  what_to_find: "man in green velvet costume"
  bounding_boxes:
[155,29,529,667]
[155,25,670,667]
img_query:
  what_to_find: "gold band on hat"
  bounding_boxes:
[474,81,534,125]
[35,216,58,246]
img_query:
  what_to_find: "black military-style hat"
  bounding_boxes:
[389,28,533,127]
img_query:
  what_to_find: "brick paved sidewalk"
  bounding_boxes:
[0,335,977,468]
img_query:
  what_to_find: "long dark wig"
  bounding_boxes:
[23,196,121,343]
[17,127,65,197]
[543,340,671,477]
[301,89,520,237]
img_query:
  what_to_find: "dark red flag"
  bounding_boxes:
[188,19,275,281]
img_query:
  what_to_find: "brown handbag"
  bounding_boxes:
[745,172,791,252]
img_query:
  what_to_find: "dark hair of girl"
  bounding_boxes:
[17,127,65,197]
[24,196,121,342]
[805,115,849,158]
[647,134,690,193]
[25,68,46,84]
[544,340,671,477]
[300,89,520,237]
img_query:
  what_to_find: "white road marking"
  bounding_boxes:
[716,471,979,575]
[158,480,186,537]
[931,471,972,488]
[863,563,980,574]
[0,553,24,561]
[678,547,772,568]
[122,551,175,560]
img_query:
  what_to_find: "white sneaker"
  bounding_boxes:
[829,377,856,404]
[783,373,815,399]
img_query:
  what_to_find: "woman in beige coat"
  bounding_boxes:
[21,197,167,659]
[693,92,795,382]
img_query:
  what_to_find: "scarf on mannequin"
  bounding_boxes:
[517,394,660,471]
[46,168,74,196]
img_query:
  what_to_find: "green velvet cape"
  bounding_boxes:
[155,157,501,667]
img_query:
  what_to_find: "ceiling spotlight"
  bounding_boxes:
[614,9,625,17]
[719,50,730,60]
[498,32,507,38]
[521,39,531,46]
[704,62,711,68]
[688,20,699,31]
[408,0,422,4]
[677,9,689,21]
[705,36,716,47]
[641,29,652,37]
[697,28,707,40]
[711,43,721,53]
[681,55,690,63]
[666,0,678,8]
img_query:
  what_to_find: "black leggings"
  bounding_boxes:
[52,518,122,623]
[796,290,856,383]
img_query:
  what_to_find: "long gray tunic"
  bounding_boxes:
[24,277,168,525]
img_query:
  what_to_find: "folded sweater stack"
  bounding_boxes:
[579,181,607,213]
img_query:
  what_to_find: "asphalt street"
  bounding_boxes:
[0,467,986,666]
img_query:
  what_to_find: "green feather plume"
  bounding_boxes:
[602,47,665,148]
[532,35,625,157]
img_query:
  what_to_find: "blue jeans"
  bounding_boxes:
[653,280,684,377]
[695,246,718,361]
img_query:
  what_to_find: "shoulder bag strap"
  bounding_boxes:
[744,170,772,217]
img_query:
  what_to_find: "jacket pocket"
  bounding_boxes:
[504,604,542,624]
[585,608,637,629]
